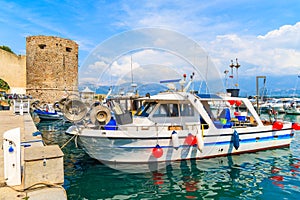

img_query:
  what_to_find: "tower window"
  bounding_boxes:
[38,44,46,49]
[66,47,72,52]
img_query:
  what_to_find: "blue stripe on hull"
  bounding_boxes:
[116,133,294,149]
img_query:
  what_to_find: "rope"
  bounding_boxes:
[74,133,78,148]
[8,181,65,192]
[60,134,77,149]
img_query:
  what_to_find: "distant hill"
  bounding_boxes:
[79,82,168,96]
[79,75,300,98]
[238,75,300,97]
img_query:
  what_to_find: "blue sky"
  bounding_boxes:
[1,0,300,93]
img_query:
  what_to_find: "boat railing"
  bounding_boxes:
[86,121,205,132]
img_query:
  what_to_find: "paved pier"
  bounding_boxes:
[0,110,67,200]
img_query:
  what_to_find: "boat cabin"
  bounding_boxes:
[110,92,262,131]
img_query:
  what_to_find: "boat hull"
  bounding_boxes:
[34,109,63,121]
[285,108,300,115]
[69,126,295,163]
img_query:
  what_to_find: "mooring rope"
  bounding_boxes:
[60,133,78,149]
[8,181,65,193]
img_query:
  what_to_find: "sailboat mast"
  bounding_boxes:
[131,55,133,84]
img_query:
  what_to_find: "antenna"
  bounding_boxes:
[183,72,195,92]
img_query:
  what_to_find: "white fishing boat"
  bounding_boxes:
[65,74,300,164]
[259,99,286,114]
[285,99,300,115]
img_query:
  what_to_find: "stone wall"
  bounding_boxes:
[0,49,26,94]
[26,36,78,103]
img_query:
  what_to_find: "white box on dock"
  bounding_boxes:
[13,99,30,114]
[22,145,64,189]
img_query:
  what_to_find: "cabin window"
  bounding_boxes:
[180,104,194,116]
[152,103,180,117]
[169,104,179,117]
[135,102,157,117]
[153,104,169,117]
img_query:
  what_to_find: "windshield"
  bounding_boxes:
[135,102,157,117]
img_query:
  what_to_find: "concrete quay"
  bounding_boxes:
[0,110,67,200]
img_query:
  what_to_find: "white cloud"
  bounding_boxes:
[206,22,300,76]
[94,49,193,85]
[258,22,300,40]
[111,1,300,78]
[88,61,107,70]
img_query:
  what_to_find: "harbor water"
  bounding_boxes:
[36,114,300,200]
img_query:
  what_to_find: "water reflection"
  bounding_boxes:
[63,146,300,200]
[36,120,72,145]
[284,114,300,123]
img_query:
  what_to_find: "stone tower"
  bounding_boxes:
[26,36,78,103]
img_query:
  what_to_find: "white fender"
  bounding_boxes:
[196,133,204,153]
[196,125,205,152]
[171,131,180,149]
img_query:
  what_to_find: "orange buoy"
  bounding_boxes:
[185,134,197,146]
[235,100,242,106]
[292,122,300,130]
[152,144,163,158]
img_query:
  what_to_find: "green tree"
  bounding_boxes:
[0,78,10,91]
[0,45,14,54]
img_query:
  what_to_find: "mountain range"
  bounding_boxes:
[79,75,300,98]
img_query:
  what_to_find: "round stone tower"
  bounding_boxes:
[26,36,78,103]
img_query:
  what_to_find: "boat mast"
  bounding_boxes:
[229,60,234,88]
[224,69,229,89]
[205,56,208,94]
[235,58,240,89]
[130,55,137,95]
[292,75,300,98]
[256,76,266,115]
[130,55,133,85]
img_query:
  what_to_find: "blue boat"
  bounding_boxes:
[34,104,64,121]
